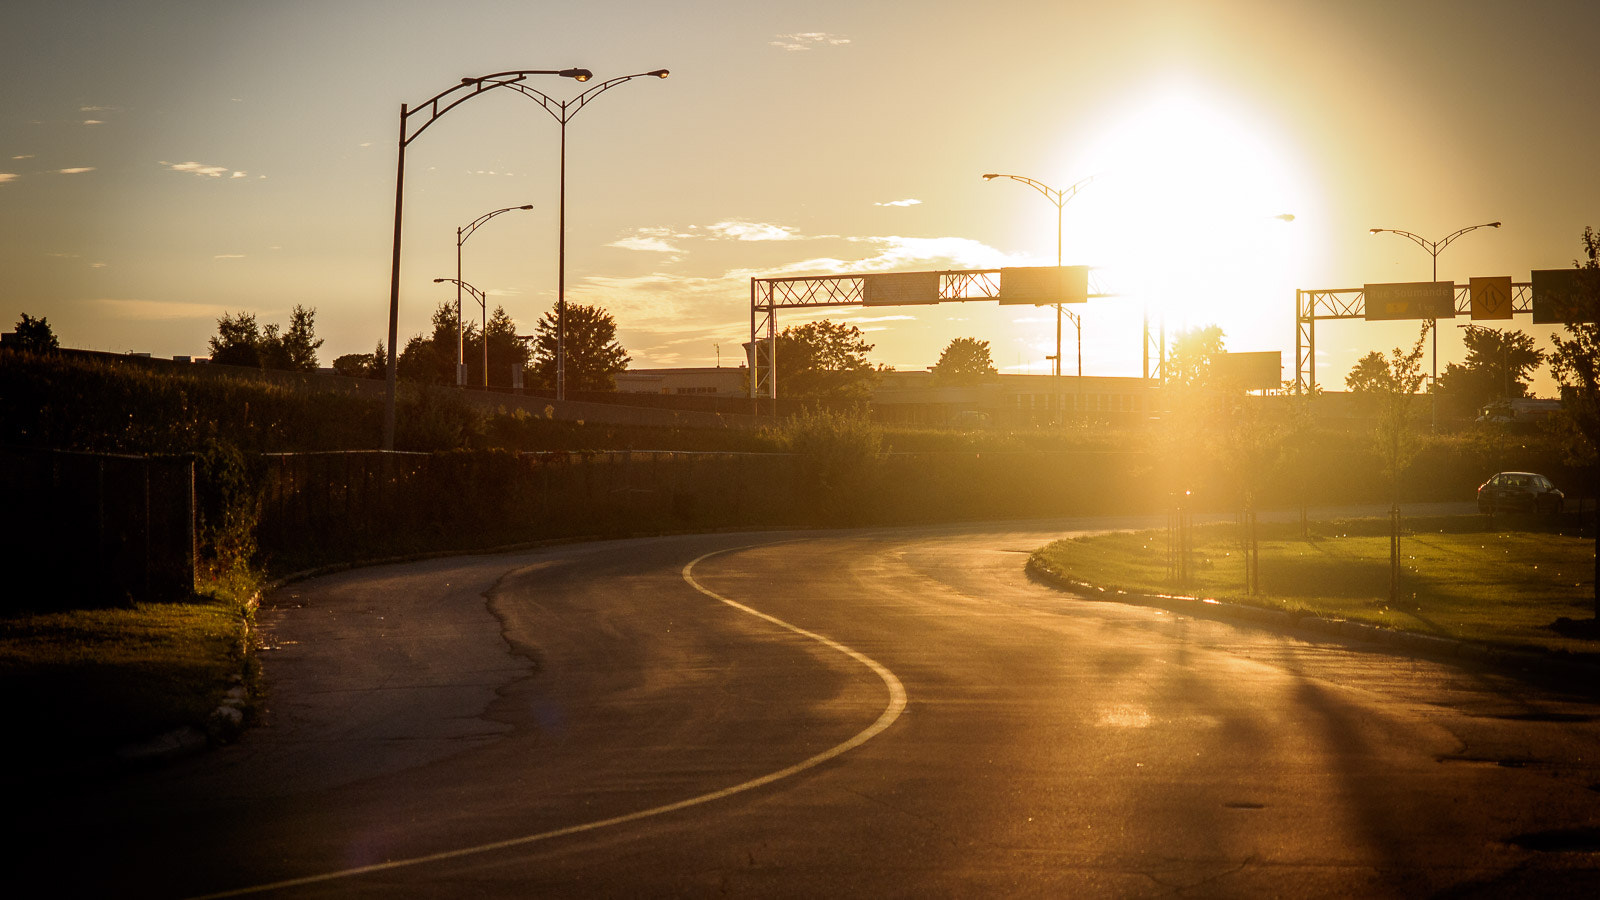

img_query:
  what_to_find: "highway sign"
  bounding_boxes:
[1532,268,1600,324]
[997,266,1088,305]
[1469,276,1513,320]
[863,271,941,306]
[1363,281,1456,320]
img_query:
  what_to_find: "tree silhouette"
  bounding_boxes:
[775,319,879,400]
[1547,225,1600,618]
[529,304,630,392]
[11,313,58,352]
[931,337,997,385]
[1434,325,1544,418]
[208,306,322,371]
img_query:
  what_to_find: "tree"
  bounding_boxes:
[1345,351,1394,396]
[931,337,997,386]
[1166,325,1225,388]
[275,305,323,371]
[1434,325,1545,418]
[11,313,58,352]
[208,312,263,368]
[1547,225,1600,619]
[208,306,322,371]
[774,319,880,400]
[529,303,630,392]
[1364,322,1432,603]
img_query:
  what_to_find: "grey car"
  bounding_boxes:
[1477,471,1565,515]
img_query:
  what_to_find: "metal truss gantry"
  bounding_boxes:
[1294,282,1534,392]
[749,267,1114,400]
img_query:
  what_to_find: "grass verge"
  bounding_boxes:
[0,569,261,769]
[1031,514,1599,658]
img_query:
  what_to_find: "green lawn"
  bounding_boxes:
[0,583,257,763]
[1032,515,1598,656]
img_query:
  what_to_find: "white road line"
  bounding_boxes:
[193,543,908,899]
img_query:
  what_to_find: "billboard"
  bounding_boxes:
[997,266,1089,305]
[1531,268,1600,324]
[1363,281,1456,320]
[1213,351,1282,391]
[863,271,942,306]
[1469,276,1513,320]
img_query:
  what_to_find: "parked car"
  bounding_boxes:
[1477,471,1564,515]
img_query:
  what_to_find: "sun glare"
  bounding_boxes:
[1061,82,1318,355]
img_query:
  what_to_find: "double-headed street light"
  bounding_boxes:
[982,173,1096,424]
[455,205,533,387]
[486,69,670,401]
[383,67,590,450]
[434,277,490,387]
[1370,221,1502,428]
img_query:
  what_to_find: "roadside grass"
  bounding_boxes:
[1033,514,1598,657]
[0,571,260,764]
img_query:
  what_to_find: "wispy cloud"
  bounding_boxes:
[770,32,851,51]
[12,154,34,160]
[92,298,231,321]
[160,160,252,179]
[874,199,922,207]
[83,120,104,126]
[79,105,116,112]
[703,220,803,241]
[0,173,16,185]
[57,167,94,175]
[213,254,245,260]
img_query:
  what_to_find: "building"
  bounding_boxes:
[615,366,748,397]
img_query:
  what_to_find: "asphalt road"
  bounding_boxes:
[17,518,1600,897]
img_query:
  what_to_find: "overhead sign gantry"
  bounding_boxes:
[749,266,1098,399]
[1294,269,1597,392]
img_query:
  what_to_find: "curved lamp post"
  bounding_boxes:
[382,67,590,451]
[1370,221,1502,429]
[482,69,670,400]
[455,205,533,387]
[982,173,1096,424]
[434,277,490,387]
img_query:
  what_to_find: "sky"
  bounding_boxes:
[3,0,1597,394]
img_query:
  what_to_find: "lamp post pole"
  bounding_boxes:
[506,69,669,400]
[982,173,1095,424]
[435,278,489,384]
[456,205,534,387]
[381,67,590,450]
[1369,221,1502,430]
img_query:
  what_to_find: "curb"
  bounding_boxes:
[1023,555,1600,688]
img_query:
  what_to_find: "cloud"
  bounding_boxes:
[770,32,851,51]
[160,160,251,179]
[89,262,107,269]
[703,220,803,241]
[57,167,94,174]
[92,298,231,321]
[874,199,922,207]
[213,254,245,260]
[611,236,681,254]
[12,154,34,160]
[79,105,115,112]
[0,173,16,185]
[83,120,104,126]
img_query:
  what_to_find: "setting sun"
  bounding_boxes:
[1061,80,1320,356]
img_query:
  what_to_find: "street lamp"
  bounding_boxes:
[982,172,1095,424]
[455,205,533,387]
[1370,221,1502,428]
[486,68,670,401]
[382,67,590,450]
[434,277,490,387]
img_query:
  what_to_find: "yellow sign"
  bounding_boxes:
[1469,276,1513,320]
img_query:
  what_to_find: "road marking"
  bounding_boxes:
[193,543,908,899]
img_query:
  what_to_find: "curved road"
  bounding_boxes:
[19,519,1600,897]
